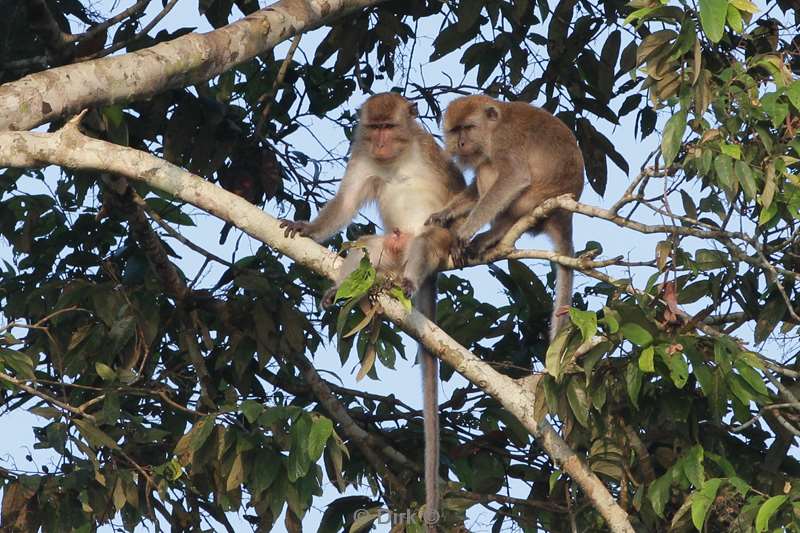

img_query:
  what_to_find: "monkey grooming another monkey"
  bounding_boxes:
[427,95,584,339]
[280,92,465,528]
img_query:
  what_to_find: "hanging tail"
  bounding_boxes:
[416,276,440,531]
[546,212,575,340]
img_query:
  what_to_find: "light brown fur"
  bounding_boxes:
[429,95,584,339]
[280,92,464,528]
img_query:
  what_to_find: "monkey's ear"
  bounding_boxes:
[408,102,419,117]
[484,105,500,121]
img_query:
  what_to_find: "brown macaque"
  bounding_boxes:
[428,95,584,340]
[280,92,465,525]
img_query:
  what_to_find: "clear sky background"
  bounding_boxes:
[9,0,782,531]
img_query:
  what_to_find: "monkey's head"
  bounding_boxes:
[443,95,501,167]
[357,92,419,163]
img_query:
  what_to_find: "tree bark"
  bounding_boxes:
[0,0,385,132]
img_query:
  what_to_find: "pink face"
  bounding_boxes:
[360,96,416,162]
[366,122,403,161]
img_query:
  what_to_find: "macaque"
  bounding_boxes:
[280,92,465,524]
[428,95,584,340]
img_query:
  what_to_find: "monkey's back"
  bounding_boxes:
[500,101,584,219]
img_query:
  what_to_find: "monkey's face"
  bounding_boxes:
[444,117,487,166]
[443,98,499,167]
[363,120,411,161]
[359,93,417,162]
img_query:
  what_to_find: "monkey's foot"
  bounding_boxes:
[425,210,453,228]
[554,305,571,317]
[279,219,311,239]
[321,287,338,309]
[400,278,417,298]
[450,237,474,268]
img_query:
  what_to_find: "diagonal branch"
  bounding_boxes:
[0,117,636,533]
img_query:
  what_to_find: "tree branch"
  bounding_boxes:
[0,0,387,132]
[0,116,636,533]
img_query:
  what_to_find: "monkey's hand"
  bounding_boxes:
[279,219,313,239]
[425,209,453,228]
[450,235,472,268]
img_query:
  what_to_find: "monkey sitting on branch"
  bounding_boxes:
[426,95,585,339]
[280,91,466,528]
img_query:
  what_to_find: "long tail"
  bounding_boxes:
[416,276,440,530]
[547,212,575,341]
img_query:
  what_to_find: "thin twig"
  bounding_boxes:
[0,371,96,422]
[256,33,302,137]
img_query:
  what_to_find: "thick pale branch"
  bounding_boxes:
[0,0,385,131]
[0,123,635,533]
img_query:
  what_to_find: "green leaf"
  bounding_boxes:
[713,154,736,192]
[226,453,245,491]
[761,92,789,129]
[0,348,35,379]
[74,418,120,450]
[648,473,672,518]
[334,255,376,303]
[735,161,758,200]
[755,495,787,533]
[726,4,743,33]
[691,478,722,530]
[566,378,590,428]
[736,368,768,398]
[145,197,195,226]
[683,445,705,487]
[189,416,215,452]
[626,363,643,409]
[95,362,116,382]
[729,0,758,13]
[758,201,778,226]
[307,416,333,462]
[548,471,561,493]
[241,400,264,424]
[601,307,620,333]
[698,0,728,43]
[639,346,655,372]
[388,287,412,312]
[786,81,800,110]
[621,323,653,347]
[661,108,688,165]
[569,308,597,343]
[667,353,689,388]
[545,326,571,382]
[720,143,741,160]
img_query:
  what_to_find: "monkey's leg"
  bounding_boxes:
[400,226,452,297]
[464,213,517,259]
[322,235,388,307]
[542,210,575,339]
[415,277,441,530]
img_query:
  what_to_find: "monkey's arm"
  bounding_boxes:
[426,182,479,227]
[456,161,530,241]
[284,168,379,243]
